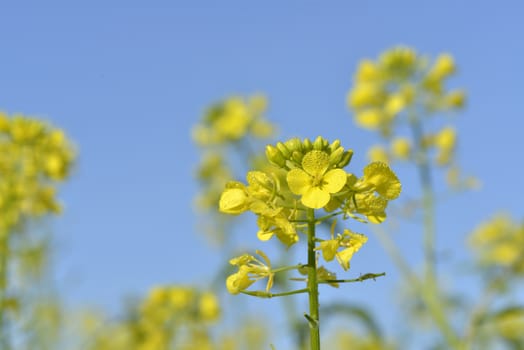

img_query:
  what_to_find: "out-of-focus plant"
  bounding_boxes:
[0,111,75,349]
[192,95,277,245]
[347,46,470,349]
[219,136,401,349]
[346,46,524,350]
[80,285,270,350]
[464,214,524,349]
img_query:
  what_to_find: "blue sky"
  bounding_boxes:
[1,1,524,346]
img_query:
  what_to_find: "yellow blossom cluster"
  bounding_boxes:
[192,94,274,146]
[348,47,465,136]
[0,112,75,235]
[348,47,471,188]
[469,214,524,274]
[192,95,277,242]
[84,286,221,350]
[219,137,401,295]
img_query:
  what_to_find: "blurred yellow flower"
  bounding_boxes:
[391,137,411,160]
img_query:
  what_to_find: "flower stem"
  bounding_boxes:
[241,288,309,298]
[0,232,10,350]
[306,208,321,350]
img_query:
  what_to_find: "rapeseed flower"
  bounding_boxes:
[287,150,347,209]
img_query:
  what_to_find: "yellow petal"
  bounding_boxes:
[301,187,330,209]
[317,240,339,261]
[355,109,383,130]
[363,162,401,199]
[301,150,329,176]
[218,188,249,214]
[336,248,356,271]
[226,268,254,295]
[257,229,274,241]
[322,169,347,193]
[287,169,312,195]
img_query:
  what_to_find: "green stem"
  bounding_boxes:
[374,226,463,349]
[318,272,386,284]
[272,264,304,274]
[241,288,309,298]
[0,232,10,350]
[409,115,436,283]
[306,208,320,350]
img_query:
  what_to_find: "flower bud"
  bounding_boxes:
[313,136,324,150]
[328,139,341,153]
[291,150,304,164]
[276,142,291,158]
[265,145,286,167]
[329,147,344,166]
[302,138,313,151]
[284,137,302,153]
[337,150,353,168]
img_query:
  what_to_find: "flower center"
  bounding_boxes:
[312,174,324,188]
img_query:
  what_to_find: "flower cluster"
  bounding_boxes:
[347,47,477,192]
[192,95,277,243]
[192,94,274,146]
[469,214,524,275]
[219,137,401,295]
[0,112,75,234]
[83,286,221,350]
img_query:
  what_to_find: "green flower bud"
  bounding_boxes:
[265,145,286,167]
[284,137,302,153]
[338,150,354,168]
[291,150,304,164]
[276,142,291,158]
[329,147,345,166]
[329,139,341,153]
[302,138,313,151]
[313,136,324,150]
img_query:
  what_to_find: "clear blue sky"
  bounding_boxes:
[1,1,523,346]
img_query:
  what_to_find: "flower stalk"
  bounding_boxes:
[306,208,321,350]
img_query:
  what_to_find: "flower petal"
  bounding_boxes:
[322,169,347,193]
[219,188,249,214]
[317,240,340,261]
[301,186,330,209]
[302,150,330,176]
[363,162,401,199]
[287,169,312,195]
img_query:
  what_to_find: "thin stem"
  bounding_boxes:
[272,264,305,274]
[241,288,309,298]
[306,208,320,350]
[409,115,436,283]
[0,232,10,350]
[373,226,463,349]
[318,272,386,283]
[290,272,386,284]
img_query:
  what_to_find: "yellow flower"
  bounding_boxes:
[218,182,249,214]
[348,84,384,108]
[429,53,455,80]
[444,90,466,108]
[354,108,384,130]
[434,126,456,165]
[336,231,368,271]
[287,150,347,209]
[391,137,411,160]
[256,214,298,246]
[355,59,381,82]
[367,145,389,163]
[384,94,406,117]
[226,251,274,295]
[316,228,368,271]
[199,291,220,321]
[358,162,401,200]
